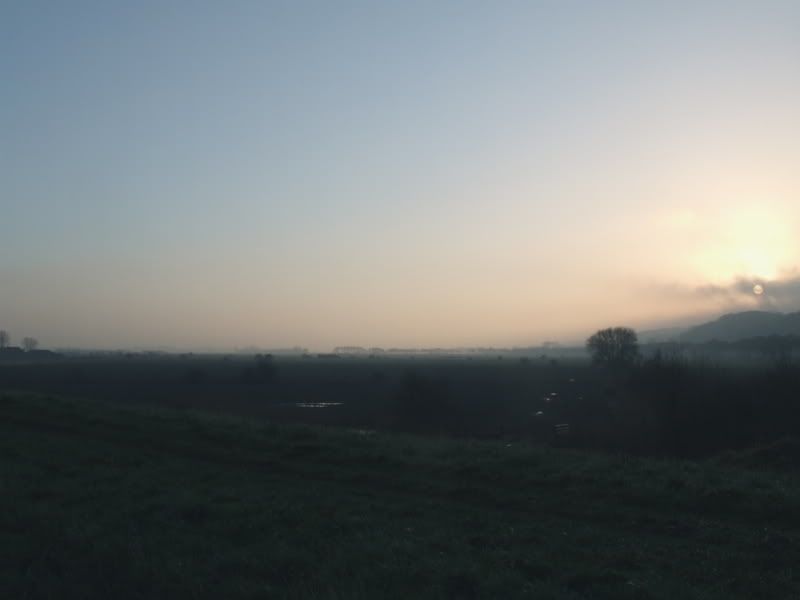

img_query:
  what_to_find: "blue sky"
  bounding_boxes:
[2,1,799,349]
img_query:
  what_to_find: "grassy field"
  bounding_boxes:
[2,393,799,599]
[4,355,800,458]
[0,355,592,437]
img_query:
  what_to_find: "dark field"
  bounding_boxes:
[3,355,800,598]
[3,392,800,599]
[3,353,800,456]
[0,354,591,436]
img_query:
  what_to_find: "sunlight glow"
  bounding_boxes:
[693,205,795,284]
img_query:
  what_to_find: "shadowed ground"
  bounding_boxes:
[2,393,798,599]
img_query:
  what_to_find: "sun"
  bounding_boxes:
[753,284,764,295]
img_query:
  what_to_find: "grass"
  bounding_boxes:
[2,392,799,599]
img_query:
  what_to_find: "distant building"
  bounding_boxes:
[0,347,25,360]
[334,346,368,354]
[0,347,61,361]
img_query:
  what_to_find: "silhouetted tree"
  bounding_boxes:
[22,337,38,352]
[0,330,8,349]
[586,327,639,368]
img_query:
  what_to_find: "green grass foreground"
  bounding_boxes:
[2,394,799,599]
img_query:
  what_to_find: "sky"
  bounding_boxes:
[2,1,799,350]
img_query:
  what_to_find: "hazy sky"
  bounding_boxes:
[2,1,799,350]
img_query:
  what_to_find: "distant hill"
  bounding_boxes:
[637,326,687,343]
[680,310,800,343]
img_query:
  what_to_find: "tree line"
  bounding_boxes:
[0,330,39,352]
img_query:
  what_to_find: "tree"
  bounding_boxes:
[0,330,8,349]
[586,327,640,368]
[22,337,38,352]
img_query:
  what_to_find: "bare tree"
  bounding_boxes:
[586,327,639,368]
[0,330,8,349]
[22,337,38,352]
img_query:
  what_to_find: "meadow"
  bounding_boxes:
[3,354,800,597]
[3,391,800,599]
[2,352,799,456]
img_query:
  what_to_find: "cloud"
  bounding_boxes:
[646,271,800,318]
[757,274,800,311]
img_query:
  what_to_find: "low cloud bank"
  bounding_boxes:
[690,273,800,313]
[638,271,800,334]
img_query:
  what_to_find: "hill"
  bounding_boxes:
[636,326,687,343]
[680,310,800,343]
[1,393,799,598]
